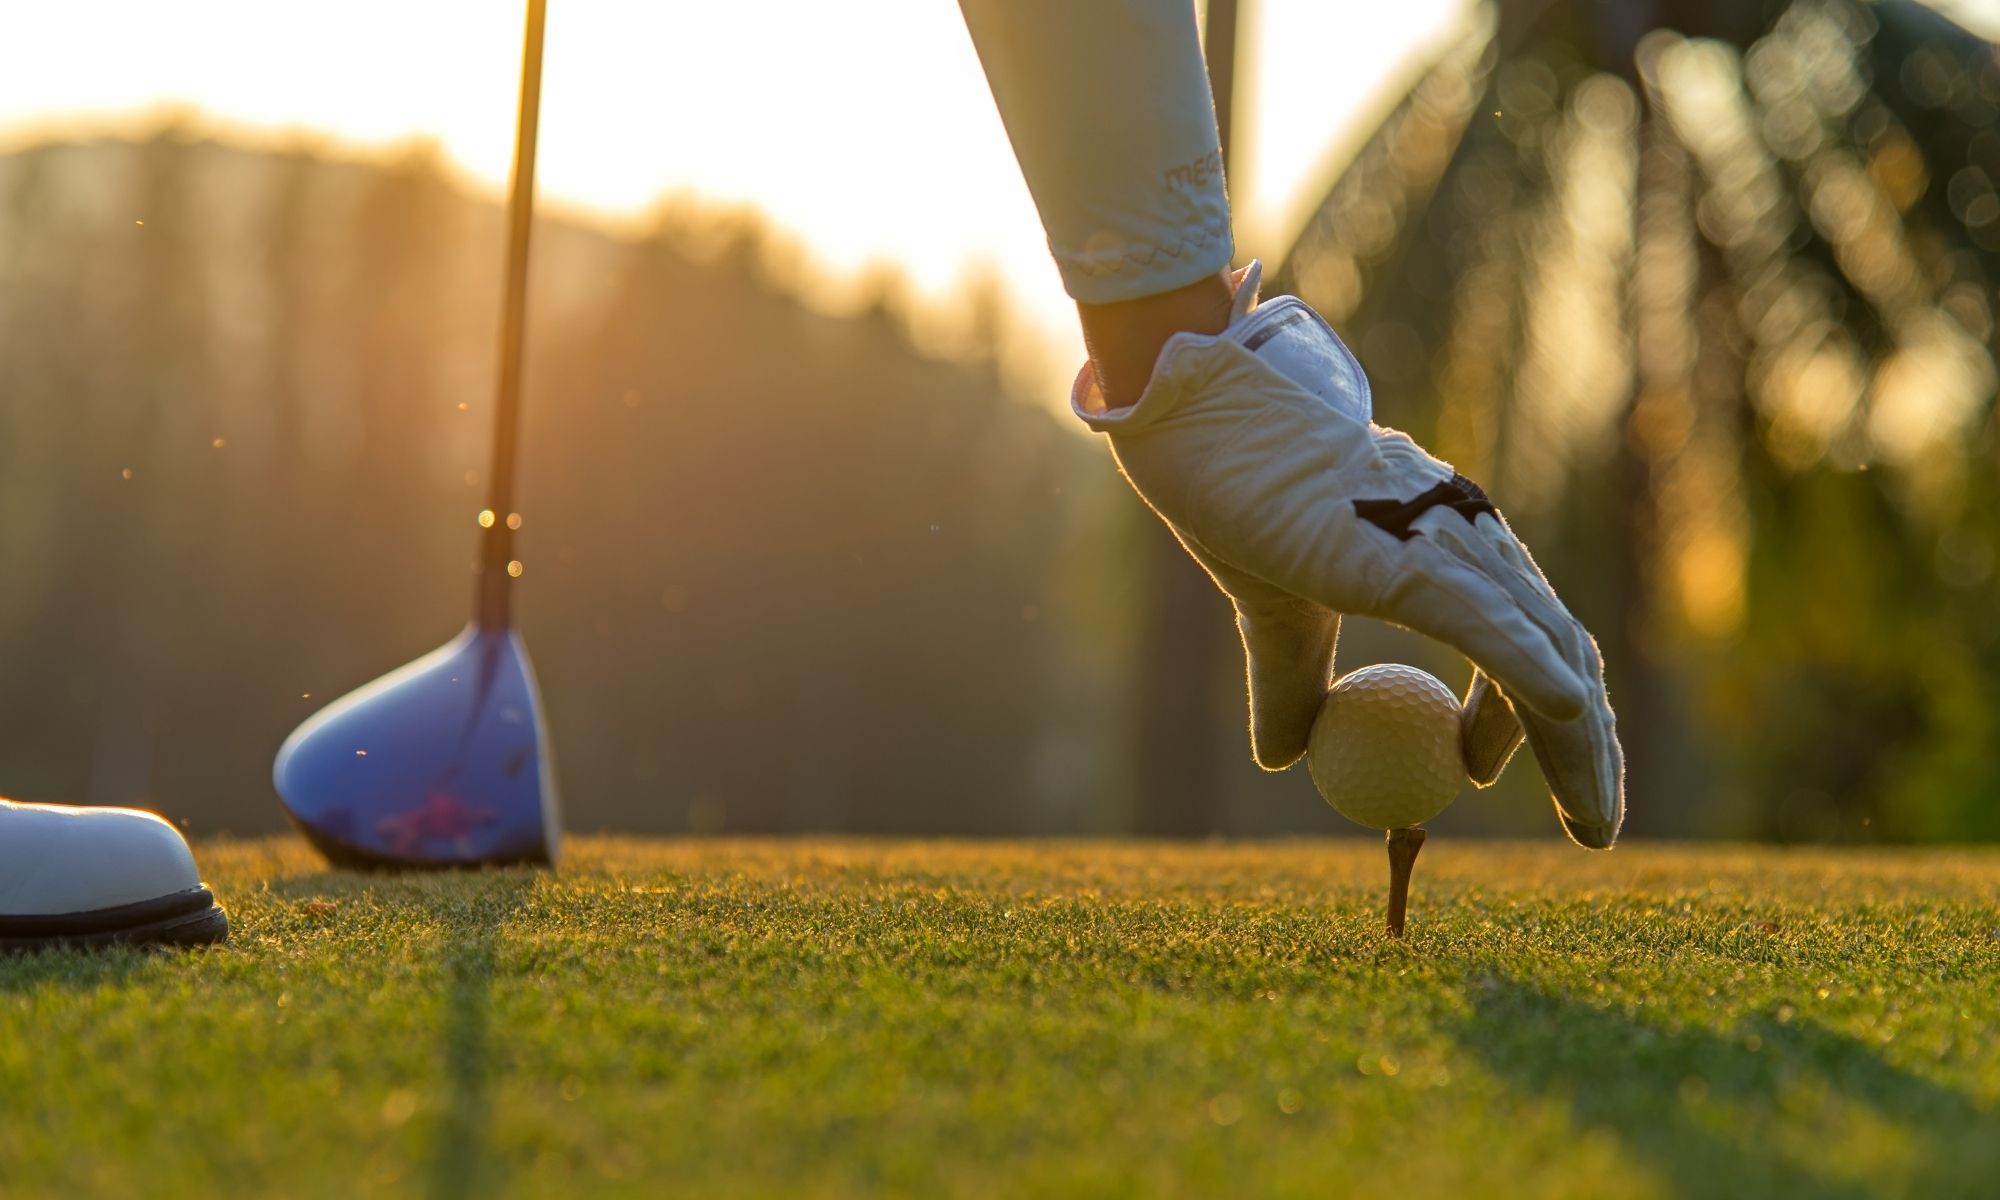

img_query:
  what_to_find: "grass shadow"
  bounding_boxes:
[264,864,535,1198]
[1447,975,1994,1198]
[421,870,534,1200]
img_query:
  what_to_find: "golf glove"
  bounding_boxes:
[1072,263,1624,848]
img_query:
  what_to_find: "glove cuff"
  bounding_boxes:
[1071,261,1264,432]
[1071,260,1372,437]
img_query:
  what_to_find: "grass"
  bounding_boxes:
[2,837,1997,1199]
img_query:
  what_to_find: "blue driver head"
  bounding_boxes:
[274,626,560,869]
[277,0,561,871]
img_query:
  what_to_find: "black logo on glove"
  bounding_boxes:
[1353,474,1499,541]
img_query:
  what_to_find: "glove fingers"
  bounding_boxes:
[1413,511,1625,845]
[1233,597,1339,771]
[1416,510,1598,695]
[1373,551,1588,722]
[1163,521,1339,772]
[1460,670,1524,787]
[1511,698,1624,847]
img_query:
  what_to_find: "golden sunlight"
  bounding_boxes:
[0,0,1465,398]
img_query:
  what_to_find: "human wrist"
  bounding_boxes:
[1076,268,1235,411]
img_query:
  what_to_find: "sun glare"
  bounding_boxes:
[0,0,1466,398]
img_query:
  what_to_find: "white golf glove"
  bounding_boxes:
[1073,263,1624,848]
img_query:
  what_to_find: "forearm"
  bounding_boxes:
[958,0,1233,307]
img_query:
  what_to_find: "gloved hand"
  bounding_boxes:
[1073,263,1624,848]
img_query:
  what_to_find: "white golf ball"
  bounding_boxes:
[1308,664,1464,830]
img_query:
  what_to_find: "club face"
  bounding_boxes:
[275,625,561,869]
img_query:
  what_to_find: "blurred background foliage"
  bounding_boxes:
[1273,0,2000,842]
[2,0,1997,842]
[0,131,1168,839]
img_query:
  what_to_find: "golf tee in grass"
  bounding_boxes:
[1385,826,1426,937]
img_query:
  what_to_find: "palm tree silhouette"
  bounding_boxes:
[1269,0,2000,837]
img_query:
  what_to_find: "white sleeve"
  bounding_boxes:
[958,0,1234,303]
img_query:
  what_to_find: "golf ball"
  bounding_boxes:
[1307,664,1464,830]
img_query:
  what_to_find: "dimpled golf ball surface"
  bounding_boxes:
[1308,664,1464,830]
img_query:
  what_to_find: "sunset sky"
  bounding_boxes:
[6,0,1994,396]
[0,0,1481,394]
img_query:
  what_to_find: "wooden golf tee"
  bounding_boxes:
[1385,827,1426,937]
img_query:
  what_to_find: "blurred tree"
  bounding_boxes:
[0,130,1127,838]
[1273,0,2000,839]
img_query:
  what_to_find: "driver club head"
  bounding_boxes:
[275,625,561,869]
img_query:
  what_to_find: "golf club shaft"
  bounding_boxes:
[477,0,549,630]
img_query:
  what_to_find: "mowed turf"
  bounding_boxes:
[2,839,1997,1198]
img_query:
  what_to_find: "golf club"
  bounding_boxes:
[273,0,560,869]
